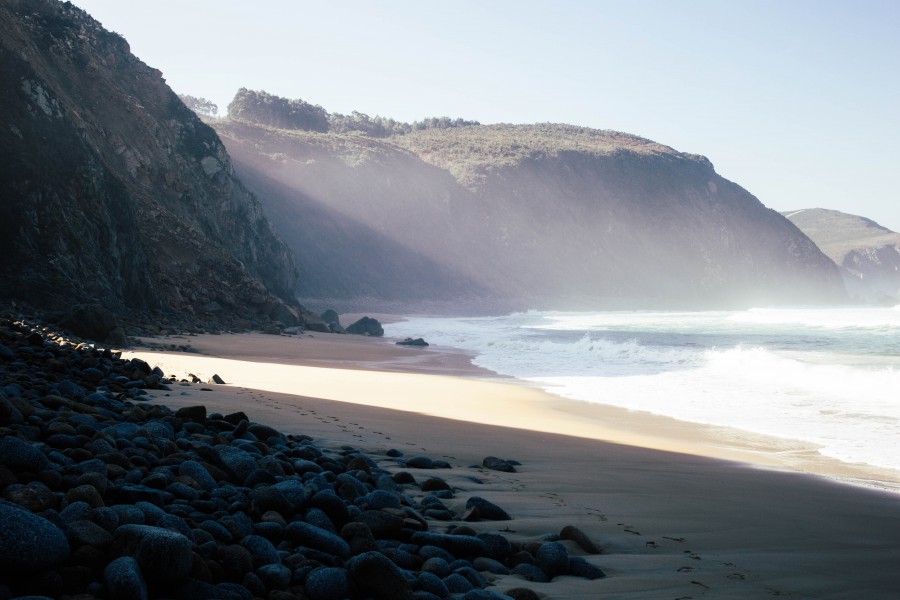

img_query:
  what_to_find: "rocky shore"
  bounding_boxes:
[0,314,605,599]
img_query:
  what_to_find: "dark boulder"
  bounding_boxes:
[305,566,350,600]
[346,316,384,337]
[482,456,516,473]
[0,500,70,574]
[568,556,606,579]
[348,551,413,600]
[535,541,569,579]
[464,497,511,521]
[560,524,601,554]
[104,555,147,600]
[320,310,345,334]
[58,304,119,343]
[396,337,429,347]
[112,524,193,583]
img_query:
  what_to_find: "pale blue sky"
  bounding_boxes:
[72,0,900,231]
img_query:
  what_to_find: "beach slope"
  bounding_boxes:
[128,332,900,599]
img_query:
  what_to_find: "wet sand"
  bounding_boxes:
[125,330,900,599]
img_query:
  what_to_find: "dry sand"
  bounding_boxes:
[125,330,900,599]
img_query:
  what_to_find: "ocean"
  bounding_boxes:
[385,306,900,478]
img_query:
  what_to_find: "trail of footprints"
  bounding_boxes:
[199,388,776,598]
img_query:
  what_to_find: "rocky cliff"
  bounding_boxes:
[215,112,846,311]
[0,0,299,325]
[784,208,900,304]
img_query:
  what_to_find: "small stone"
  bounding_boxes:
[218,544,254,580]
[178,460,218,492]
[348,551,413,600]
[416,571,450,597]
[510,563,549,583]
[340,522,378,555]
[410,532,486,558]
[214,445,258,484]
[305,566,350,600]
[465,497,511,521]
[284,521,350,559]
[113,524,193,583]
[421,477,451,492]
[477,533,512,561]
[443,572,474,594]
[104,555,148,600]
[0,436,51,472]
[535,541,569,579]
[406,456,434,469]
[482,456,516,473]
[473,556,510,575]
[67,519,114,547]
[568,556,606,579]
[353,510,405,539]
[421,556,452,578]
[175,405,207,422]
[560,524,601,554]
[256,563,291,591]
[241,534,281,568]
[505,588,541,600]
[5,480,57,512]
[66,484,105,508]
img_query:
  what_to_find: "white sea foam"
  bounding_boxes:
[386,307,900,474]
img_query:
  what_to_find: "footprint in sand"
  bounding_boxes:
[618,523,641,535]
[584,507,608,522]
[691,581,710,590]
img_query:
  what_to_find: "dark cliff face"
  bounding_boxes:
[784,208,900,304]
[215,120,845,311]
[0,0,298,321]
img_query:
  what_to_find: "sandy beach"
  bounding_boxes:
[125,328,900,599]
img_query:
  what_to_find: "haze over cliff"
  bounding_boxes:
[0,1,299,325]
[784,208,900,304]
[0,1,850,321]
[214,92,846,311]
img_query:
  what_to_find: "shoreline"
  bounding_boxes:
[129,330,900,494]
[122,329,900,598]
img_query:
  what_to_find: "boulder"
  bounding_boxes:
[104,555,148,600]
[112,524,193,583]
[396,337,429,347]
[482,456,517,473]
[560,524,601,554]
[268,301,300,326]
[348,551,413,600]
[321,309,345,334]
[58,303,119,343]
[346,316,384,337]
[0,500,70,574]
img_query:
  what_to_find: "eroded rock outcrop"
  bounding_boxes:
[0,1,298,324]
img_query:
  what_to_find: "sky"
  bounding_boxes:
[71,0,900,232]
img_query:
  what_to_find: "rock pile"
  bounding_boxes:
[0,314,606,599]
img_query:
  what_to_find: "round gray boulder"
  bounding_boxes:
[113,524,192,582]
[0,500,70,574]
[104,555,148,600]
